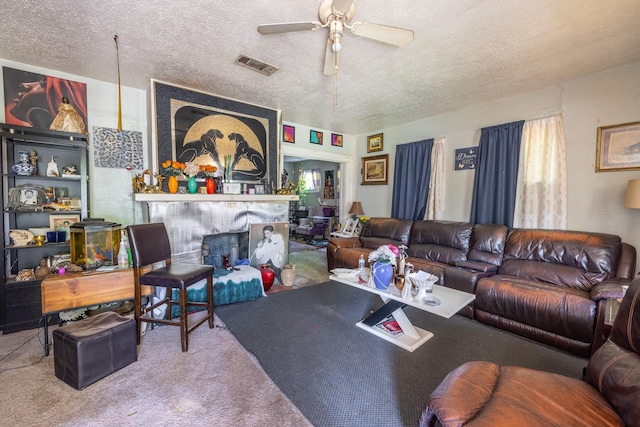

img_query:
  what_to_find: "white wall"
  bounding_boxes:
[4,57,640,269]
[355,62,640,269]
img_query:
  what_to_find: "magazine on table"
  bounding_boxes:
[374,314,403,335]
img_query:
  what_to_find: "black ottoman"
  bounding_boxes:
[53,311,137,390]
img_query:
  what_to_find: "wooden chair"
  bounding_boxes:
[127,223,214,352]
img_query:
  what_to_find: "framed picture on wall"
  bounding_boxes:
[283,125,295,143]
[310,130,324,145]
[367,133,383,152]
[361,154,389,185]
[596,121,640,172]
[331,133,343,147]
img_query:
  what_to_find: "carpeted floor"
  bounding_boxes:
[0,315,312,427]
[217,281,588,427]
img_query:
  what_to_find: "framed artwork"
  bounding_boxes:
[20,188,39,205]
[331,133,343,147]
[310,130,324,145]
[49,214,81,236]
[361,154,389,185]
[324,170,334,199]
[341,217,358,236]
[2,66,88,129]
[254,184,265,194]
[248,222,290,274]
[596,121,640,172]
[151,80,278,188]
[283,125,295,143]
[367,133,383,152]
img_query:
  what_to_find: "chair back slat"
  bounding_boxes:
[127,223,172,267]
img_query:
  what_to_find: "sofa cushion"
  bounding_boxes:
[359,218,412,250]
[476,276,596,343]
[467,223,508,266]
[500,229,621,291]
[407,220,472,265]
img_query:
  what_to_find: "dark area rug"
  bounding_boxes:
[216,281,588,427]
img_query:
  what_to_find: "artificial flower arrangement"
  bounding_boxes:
[199,164,217,177]
[183,161,200,178]
[161,160,185,176]
[359,215,370,223]
[368,244,399,266]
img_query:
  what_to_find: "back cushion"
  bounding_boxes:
[500,229,621,291]
[359,218,413,250]
[407,221,472,265]
[467,223,508,266]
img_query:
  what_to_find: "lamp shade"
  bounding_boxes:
[349,201,364,215]
[624,179,640,209]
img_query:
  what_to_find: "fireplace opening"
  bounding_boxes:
[201,232,249,268]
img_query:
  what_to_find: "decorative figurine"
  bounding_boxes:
[46,156,59,177]
[34,258,51,279]
[29,150,38,175]
[49,96,87,134]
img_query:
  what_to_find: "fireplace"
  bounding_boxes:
[135,195,294,264]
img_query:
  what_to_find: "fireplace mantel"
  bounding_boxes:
[133,194,298,202]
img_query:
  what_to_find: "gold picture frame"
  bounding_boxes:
[367,133,383,152]
[596,121,640,172]
[361,154,389,185]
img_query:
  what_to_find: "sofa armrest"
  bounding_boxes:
[590,279,633,302]
[328,236,362,249]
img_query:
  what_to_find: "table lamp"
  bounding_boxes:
[624,179,640,209]
[349,201,364,219]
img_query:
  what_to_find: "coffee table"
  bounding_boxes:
[329,273,475,351]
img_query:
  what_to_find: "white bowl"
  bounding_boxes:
[28,227,51,236]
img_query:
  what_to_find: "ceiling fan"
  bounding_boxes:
[257,0,414,76]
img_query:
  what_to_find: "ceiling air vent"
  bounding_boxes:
[236,54,279,76]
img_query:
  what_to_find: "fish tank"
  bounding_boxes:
[69,219,122,270]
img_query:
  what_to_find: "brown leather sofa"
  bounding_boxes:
[419,279,640,427]
[327,218,636,356]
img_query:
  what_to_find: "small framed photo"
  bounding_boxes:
[254,184,265,194]
[283,125,295,143]
[58,197,82,209]
[342,217,358,236]
[49,214,81,237]
[596,121,640,172]
[310,130,323,145]
[20,188,39,205]
[361,154,389,185]
[367,133,383,152]
[331,133,343,147]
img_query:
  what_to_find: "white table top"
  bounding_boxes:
[330,274,475,319]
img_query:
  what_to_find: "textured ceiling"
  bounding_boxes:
[0,0,639,135]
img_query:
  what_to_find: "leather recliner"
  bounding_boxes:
[419,279,640,427]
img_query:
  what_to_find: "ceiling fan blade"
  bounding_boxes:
[257,21,322,35]
[332,0,356,16]
[350,21,414,46]
[323,38,340,75]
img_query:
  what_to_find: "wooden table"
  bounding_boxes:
[41,268,152,356]
[330,274,475,352]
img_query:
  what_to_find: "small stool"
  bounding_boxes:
[53,311,137,390]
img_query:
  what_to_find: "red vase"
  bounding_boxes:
[205,177,215,194]
[260,263,275,291]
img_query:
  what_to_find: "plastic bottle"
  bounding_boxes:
[117,230,129,269]
[358,254,365,272]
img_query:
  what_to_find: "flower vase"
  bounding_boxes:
[167,175,179,194]
[187,176,198,194]
[12,151,36,176]
[281,264,296,287]
[372,261,394,290]
[260,264,275,291]
[205,177,215,194]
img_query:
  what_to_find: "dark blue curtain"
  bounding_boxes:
[470,121,524,227]
[391,139,433,220]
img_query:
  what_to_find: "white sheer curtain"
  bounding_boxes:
[427,137,446,220]
[513,115,567,229]
[311,168,322,201]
